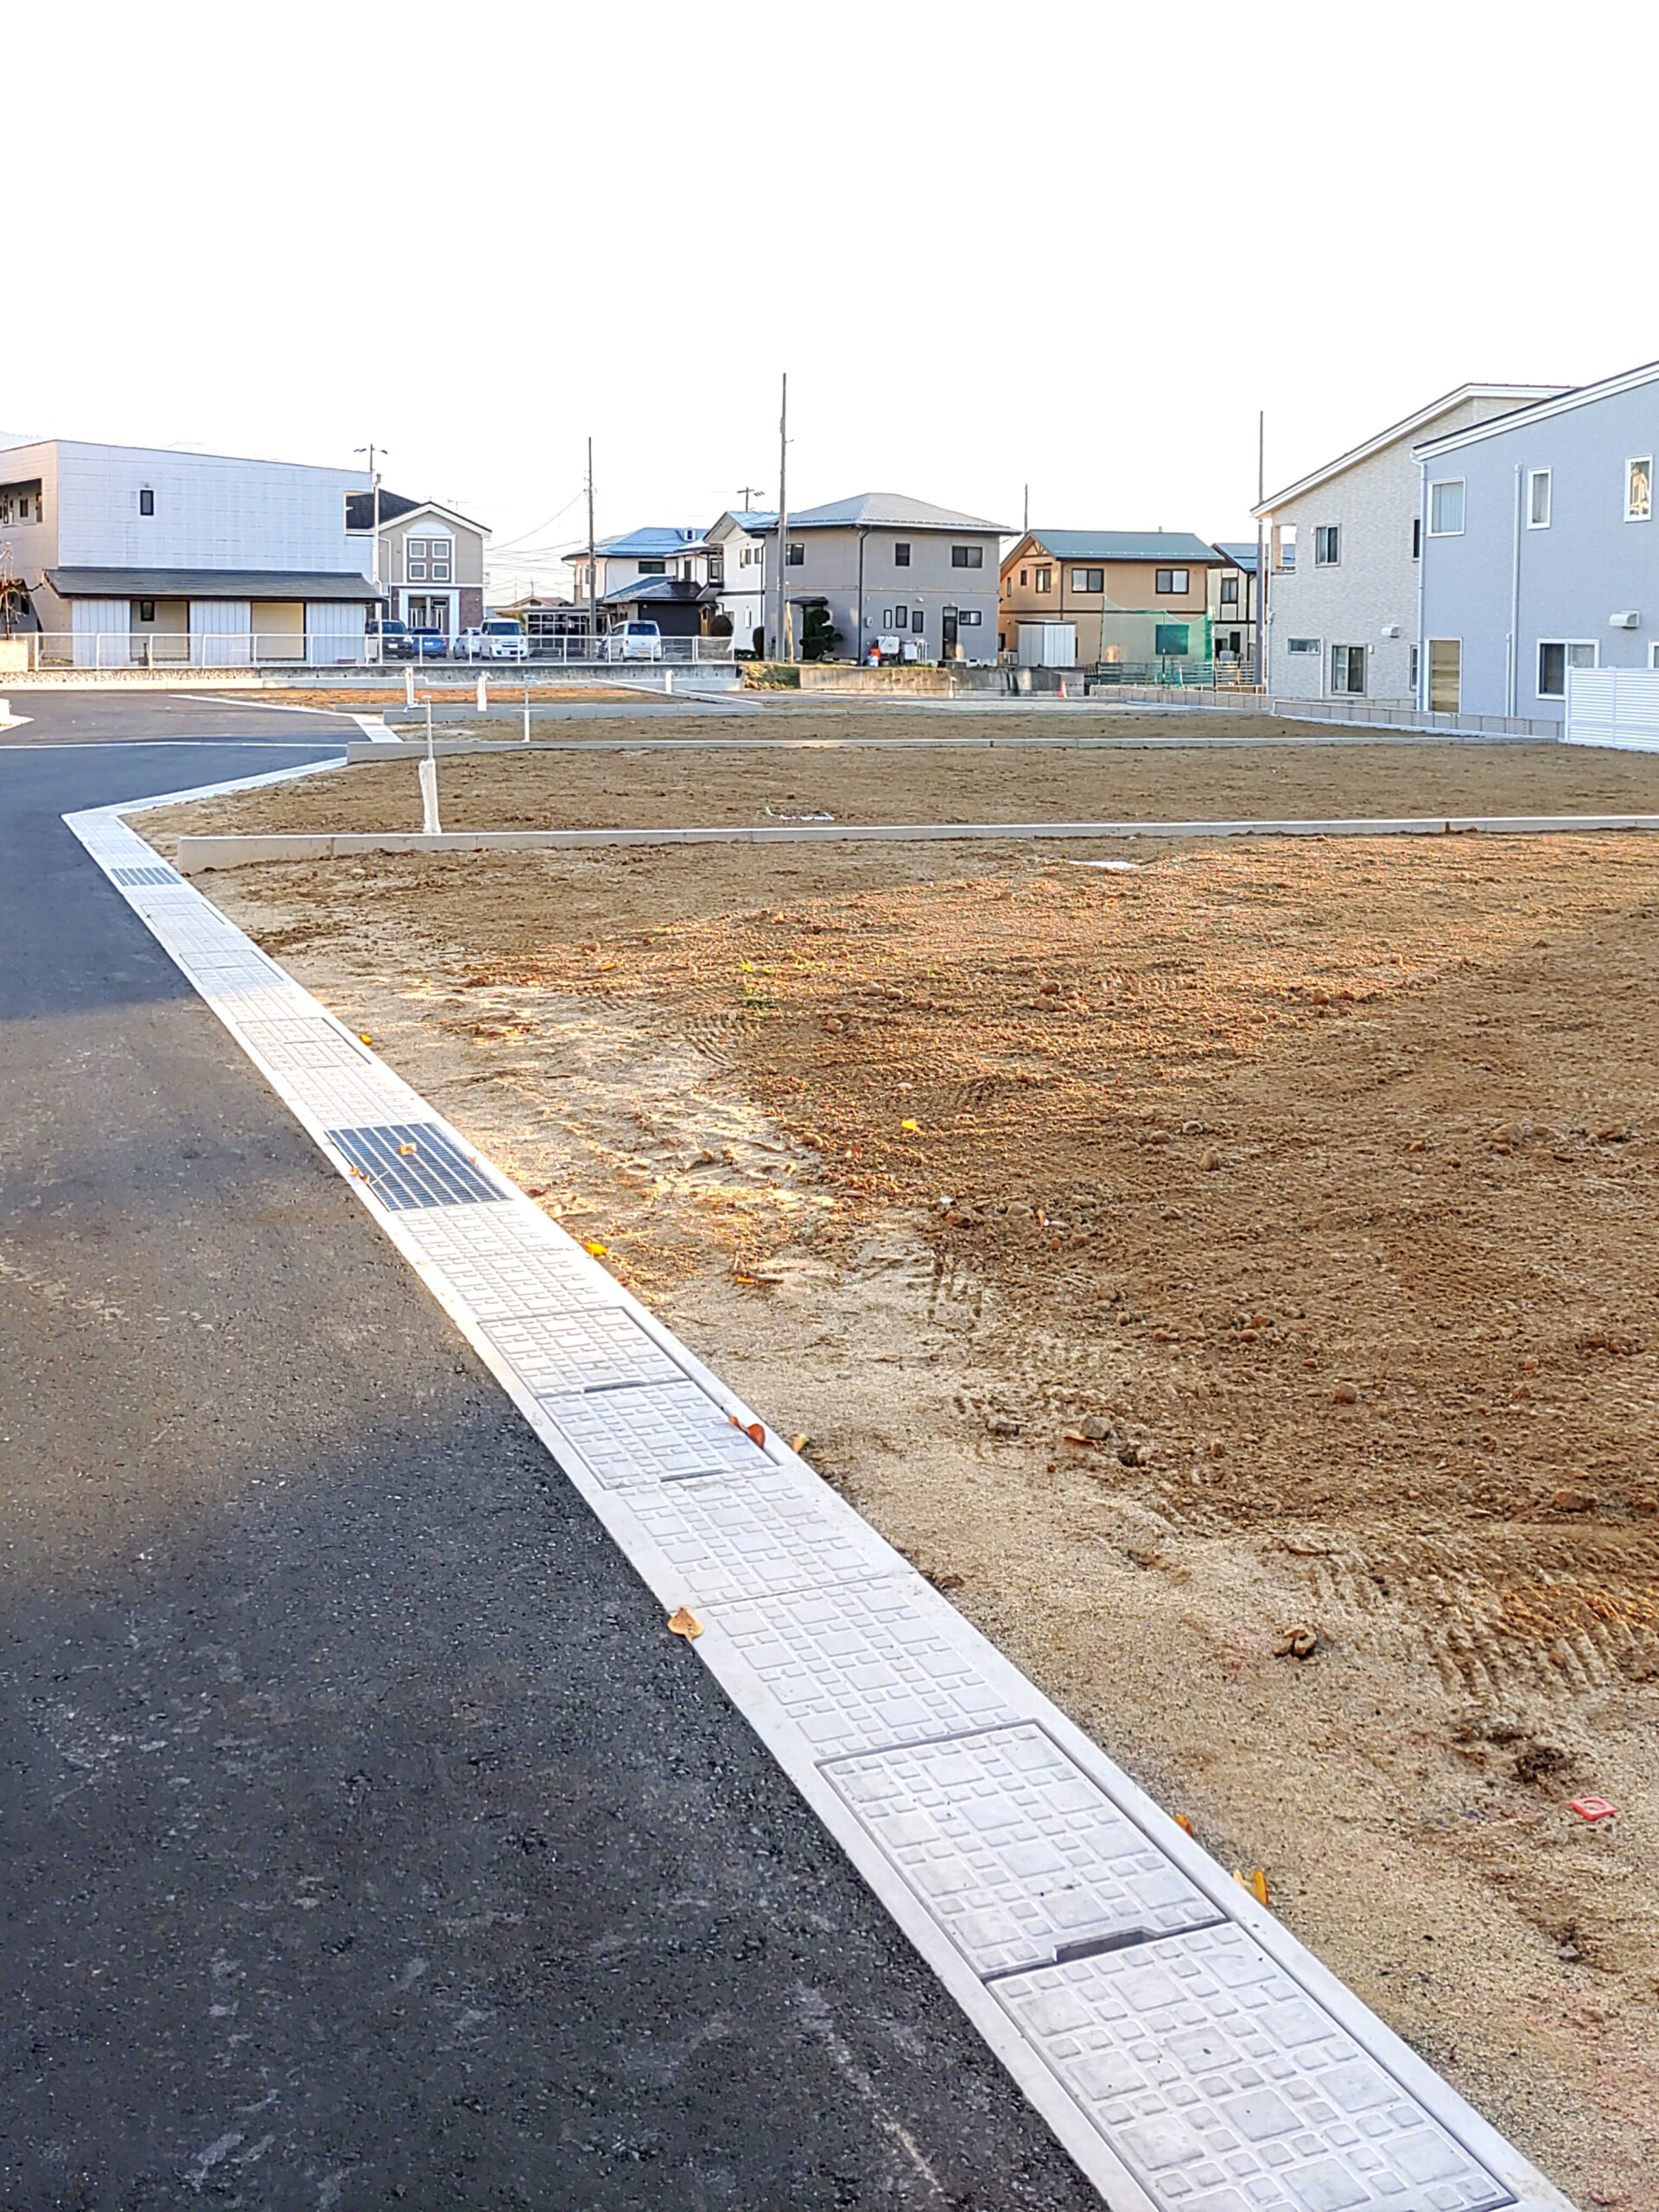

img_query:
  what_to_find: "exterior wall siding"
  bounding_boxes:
[1263,396,1551,704]
[49,442,371,574]
[1420,381,1659,721]
[778,526,999,661]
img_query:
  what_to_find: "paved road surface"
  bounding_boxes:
[0,697,1096,2209]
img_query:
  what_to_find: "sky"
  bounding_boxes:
[7,0,1651,596]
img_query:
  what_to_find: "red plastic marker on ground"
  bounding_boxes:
[1568,1796,1618,1822]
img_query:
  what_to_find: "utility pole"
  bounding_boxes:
[775,372,791,663]
[737,485,764,512]
[355,443,386,663]
[1022,481,1028,535]
[586,436,598,651]
[1254,410,1266,690]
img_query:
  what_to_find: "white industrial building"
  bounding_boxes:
[0,437,378,666]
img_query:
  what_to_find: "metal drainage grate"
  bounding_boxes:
[111,864,183,887]
[326,1122,506,1210]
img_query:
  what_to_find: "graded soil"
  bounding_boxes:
[139,721,1659,2209]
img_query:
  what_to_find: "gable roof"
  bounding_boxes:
[706,509,779,540]
[599,576,715,606]
[1414,356,1659,459]
[346,489,488,535]
[593,525,703,558]
[1253,385,1567,516]
[785,491,1011,533]
[1013,529,1225,565]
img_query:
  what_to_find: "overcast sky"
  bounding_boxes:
[8,0,1647,592]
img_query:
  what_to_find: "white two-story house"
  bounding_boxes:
[1254,385,1562,705]
[2,437,378,666]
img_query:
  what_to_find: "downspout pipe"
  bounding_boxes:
[1414,462,1428,709]
[1507,462,1522,720]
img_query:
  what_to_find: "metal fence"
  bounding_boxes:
[16,631,738,671]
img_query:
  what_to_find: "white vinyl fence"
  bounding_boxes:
[17,630,738,671]
[1565,667,1659,751]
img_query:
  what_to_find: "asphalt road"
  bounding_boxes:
[0,696,1096,2210]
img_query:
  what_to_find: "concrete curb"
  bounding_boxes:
[175,814,1659,872]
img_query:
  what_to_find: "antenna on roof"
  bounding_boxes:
[738,485,764,512]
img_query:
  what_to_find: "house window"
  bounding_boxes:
[1071,568,1104,592]
[911,607,925,632]
[894,542,912,566]
[138,600,156,623]
[1428,480,1465,535]
[958,608,982,625]
[429,539,452,582]
[1427,639,1461,712]
[1313,525,1339,565]
[1019,569,1027,586]
[406,537,428,581]
[1529,469,1551,528]
[1287,637,1320,655]
[1154,568,1189,594]
[1330,644,1366,695]
[1625,458,1651,521]
[138,487,155,516]
[1412,516,1421,559]
[892,604,907,626]
[709,556,723,585]
[1034,566,1052,592]
[786,542,804,565]
[1154,624,1190,656]
[1537,639,1597,696]
[1408,644,1420,691]
[950,545,983,569]
[1219,574,1239,605]
[638,558,667,575]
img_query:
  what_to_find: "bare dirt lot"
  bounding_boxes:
[142,722,1659,2208]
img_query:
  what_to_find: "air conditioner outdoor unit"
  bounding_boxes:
[1379,623,1402,639]
[1609,610,1641,629]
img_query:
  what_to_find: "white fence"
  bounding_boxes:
[1565,667,1659,751]
[16,630,738,671]
[32,631,373,671]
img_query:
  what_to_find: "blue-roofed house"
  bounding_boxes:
[705,509,778,655]
[565,524,708,632]
[999,530,1230,667]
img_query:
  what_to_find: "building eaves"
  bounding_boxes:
[346,491,490,536]
[45,566,378,601]
[1413,357,1659,459]
[1253,385,1568,516]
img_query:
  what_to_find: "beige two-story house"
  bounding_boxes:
[998,531,1228,667]
[347,491,488,639]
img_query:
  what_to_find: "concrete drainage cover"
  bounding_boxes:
[537,1378,767,1490]
[326,1122,506,1209]
[995,1923,1509,2212]
[822,1724,1224,1978]
[490,1306,686,1397]
[110,863,183,887]
[708,1585,1025,1760]
[629,1467,901,1604]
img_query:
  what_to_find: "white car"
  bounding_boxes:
[454,620,529,662]
[602,620,664,662]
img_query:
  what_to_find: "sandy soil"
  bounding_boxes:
[149,715,1659,841]
[138,728,1659,2209]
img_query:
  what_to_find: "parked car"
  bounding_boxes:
[453,620,529,663]
[368,618,416,660]
[410,629,449,658]
[601,620,664,662]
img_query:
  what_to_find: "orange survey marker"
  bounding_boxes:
[1569,1796,1618,1823]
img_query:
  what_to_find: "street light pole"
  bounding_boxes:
[354,442,386,664]
[586,436,598,652]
